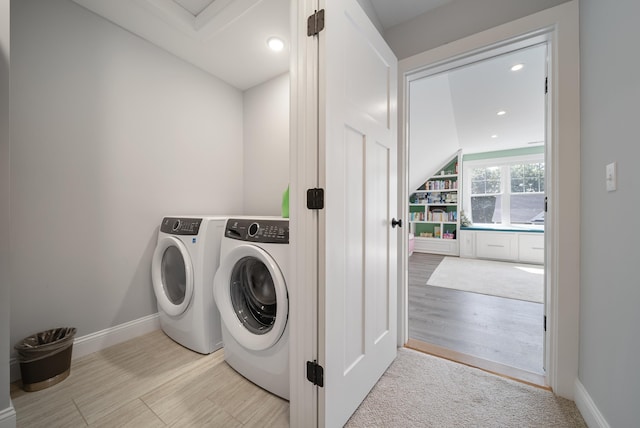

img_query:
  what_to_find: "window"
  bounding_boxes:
[465,156,545,226]
[470,166,502,223]
[509,162,545,224]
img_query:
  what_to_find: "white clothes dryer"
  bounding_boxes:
[213,217,289,400]
[152,216,226,354]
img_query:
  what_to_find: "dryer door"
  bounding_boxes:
[214,244,288,351]
[151,236,194,317]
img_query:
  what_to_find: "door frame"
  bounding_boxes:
[289,0,320,426]
[397,0,580,399]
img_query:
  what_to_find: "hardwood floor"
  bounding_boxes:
[10,330,289,427]
[408,252,545,380]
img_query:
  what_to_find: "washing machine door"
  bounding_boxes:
[151,236,194,317]
[214,244,288,351]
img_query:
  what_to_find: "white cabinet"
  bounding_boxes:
[476,232,518,261]
[518,234,545,264]
[459,230,475,258]
[414,236,458,256]
[460,229,544,264]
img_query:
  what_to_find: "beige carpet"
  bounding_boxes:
[346,348,586,427]
[427,257,544,303]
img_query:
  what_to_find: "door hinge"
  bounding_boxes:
[306,360,324,387]
[307,9,325,36]
[544,315,547,332]
[545,77,548,94]
[307,188,324,210]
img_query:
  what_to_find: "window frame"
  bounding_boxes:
[463,153,545,227]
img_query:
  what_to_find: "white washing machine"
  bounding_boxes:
[213,217,289,400]
[151,216,226,354]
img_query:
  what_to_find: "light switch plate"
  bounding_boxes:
[606,162,617,192]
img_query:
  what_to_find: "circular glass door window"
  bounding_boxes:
[152,236,193,317]
[230,256,277,335]
[161,246,186,305]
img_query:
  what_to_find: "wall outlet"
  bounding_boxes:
[606,162,617,192]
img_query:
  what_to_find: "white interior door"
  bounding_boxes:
[318,1,398,426]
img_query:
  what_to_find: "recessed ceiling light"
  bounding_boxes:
[511,63,524,71]
[497,110,507,116]
[491,134,498,139]
[267,37,284,52]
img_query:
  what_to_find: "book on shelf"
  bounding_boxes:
[410,211,425,221]
[426,180,458,190]
[427,210,457,222]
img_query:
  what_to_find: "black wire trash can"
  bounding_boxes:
[14,327,77,392]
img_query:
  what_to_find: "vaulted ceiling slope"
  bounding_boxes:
[409,44,546,191]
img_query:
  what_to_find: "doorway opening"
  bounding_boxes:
[404,40,549,387]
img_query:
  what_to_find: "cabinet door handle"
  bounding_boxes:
[391,218,403,228]
[487,244,504,248]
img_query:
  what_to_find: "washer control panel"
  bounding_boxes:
[225,218,289,244]
[160,217,202,235]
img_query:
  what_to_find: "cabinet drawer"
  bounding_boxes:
[518,234,544,264]
[476,232,517,261]
[414,237,458,256]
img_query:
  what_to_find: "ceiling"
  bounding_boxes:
[71,0,451,90]
[72,0,291,90]
[69,0,544,158]
[408,44,547,191]
[368,0,453,29]
[412,44,547,154]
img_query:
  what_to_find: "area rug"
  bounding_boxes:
[346,347,586,427]
[427,257,544,303]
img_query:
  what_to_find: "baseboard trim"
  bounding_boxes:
[72,313,160,359]
[574,379,610,428]
[10,313,160,382]
[0,403,16,428]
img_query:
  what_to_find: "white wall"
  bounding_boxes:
[10,0,243,357]
[579,0,640,426]
[384,0,570,60]
[242,72,290,216]
[0,0,14,424]
[408,74,460,191]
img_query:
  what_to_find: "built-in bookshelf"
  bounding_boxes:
[409,152,461,256]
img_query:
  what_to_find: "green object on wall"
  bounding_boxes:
[281,185,289,218]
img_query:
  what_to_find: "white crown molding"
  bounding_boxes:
[134,0,262,40]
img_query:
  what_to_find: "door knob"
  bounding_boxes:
[391,218,403,228]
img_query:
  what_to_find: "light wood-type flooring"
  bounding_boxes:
[408,252,545,385]
[12,255,546,427]
[10,330,288,427]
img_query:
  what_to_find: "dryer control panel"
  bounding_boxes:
[225,218,289,244]
[160,217,202,235]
